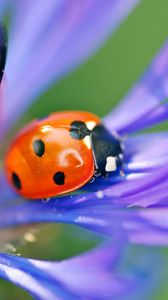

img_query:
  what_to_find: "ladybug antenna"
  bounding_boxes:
[0,24,7,84]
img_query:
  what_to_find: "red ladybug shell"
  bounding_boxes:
[5,111,101,199]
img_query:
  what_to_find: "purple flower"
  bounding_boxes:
[0,242,133,299]
[0,0,168,299]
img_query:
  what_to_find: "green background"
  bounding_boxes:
[1,0,168,298]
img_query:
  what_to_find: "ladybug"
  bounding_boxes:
[5,111,123,199]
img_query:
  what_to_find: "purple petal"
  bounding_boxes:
[128,208,168,245]
[0,243,145,300]
[104,41,168,134]
[3,0,140,130]
[125,132,168,172]
[0,165,168,246]
[87,131,168,195]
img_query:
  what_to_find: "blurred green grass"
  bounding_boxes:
[1,0,168,299]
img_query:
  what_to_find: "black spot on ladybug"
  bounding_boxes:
[33,139,45,157]
[70,121,90,140]
[53,172,65,185]
[12,172,21,190]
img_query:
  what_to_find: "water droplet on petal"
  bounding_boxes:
[96,190,104,199]
[120,170,125,176]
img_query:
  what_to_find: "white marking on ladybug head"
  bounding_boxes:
[83,136,91,149]
[86,121,96,130]
[105,156,117,172]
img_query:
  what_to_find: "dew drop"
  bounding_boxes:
[96,190,104,199]
[120,170,125,177]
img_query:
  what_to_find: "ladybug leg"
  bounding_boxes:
[116,154,125,177]
[42,197,51,203]
[90,124,124,177]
